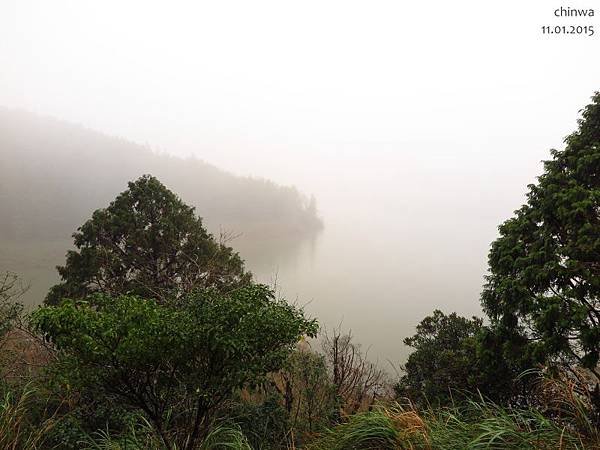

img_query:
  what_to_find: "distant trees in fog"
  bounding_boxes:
[0,108,322,241]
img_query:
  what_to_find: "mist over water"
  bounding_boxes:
[232,144,543,363]
[0,125,592,365]
[0,115,593,365]
[2,0,600,365]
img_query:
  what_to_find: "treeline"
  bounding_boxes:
[0,93,599,449]
[0,107,322,241]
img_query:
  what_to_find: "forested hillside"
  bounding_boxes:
[0,108,322,241]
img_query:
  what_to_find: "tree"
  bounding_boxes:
[396,310,525,406]
[32,284,318,449]
[270,345,337,435]
[481,93,600,383]
[396,310,483,405]
[321,327,388,417]
[0,272,26,375]
[46,175,251,305]
[0,272,25,339]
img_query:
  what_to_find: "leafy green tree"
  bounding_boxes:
[396,310,524,406]
[46,175,251,305]
[481,93,600,382]
[32,284,318,449]
[396,310,485,405]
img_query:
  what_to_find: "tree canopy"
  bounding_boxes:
[397,310,528,406]
[396,310,484,405]
[32,285,318,449]
[482,93,600,380]
[46,175,251,305]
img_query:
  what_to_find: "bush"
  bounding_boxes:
[32,285,317,449]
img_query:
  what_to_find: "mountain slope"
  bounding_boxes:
[0,108,322,240]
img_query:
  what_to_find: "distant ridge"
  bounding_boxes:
[0,107,323,241]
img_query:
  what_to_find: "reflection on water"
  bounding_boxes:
[233,230,320,281]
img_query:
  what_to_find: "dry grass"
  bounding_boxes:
[534,368,600,444]
[0,327,55,382]
[0,384,61,450]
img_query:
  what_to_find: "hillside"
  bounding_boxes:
[0,108,322,240]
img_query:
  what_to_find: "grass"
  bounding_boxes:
[2,368,599,449]
[0,384,60,450]
[80,421,253,450]
[308,398,598,450]
[423,400,587,449]
[75,370,600,449]
[198,424,253,450]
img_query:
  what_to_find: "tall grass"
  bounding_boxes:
[198,424,253,450]
[424,399,587,449]
[79,421,162,450]
[308,398,597,450]
[80,421,253,450]
[534,369,600,443]
[307,409,400,449]
[0,384,59,450]
[306,404,425,450]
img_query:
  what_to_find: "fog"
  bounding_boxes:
[1,0,599,362]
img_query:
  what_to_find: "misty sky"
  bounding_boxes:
[1,1,598,194]
[1,0,599,360]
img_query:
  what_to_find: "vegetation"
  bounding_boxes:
[310,399,590,450]
[46,175,250,305]
[33,286,317,449]
[0,383,61,450]
[0,272,26,338]
[396,311,528,406]
[321,327,388,416]
[482,92,600,400]
[396,311,484,405]
[0,108,322,242]
[0,93,599,448]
